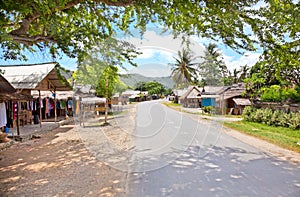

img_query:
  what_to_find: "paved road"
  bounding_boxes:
[127,100,300,197]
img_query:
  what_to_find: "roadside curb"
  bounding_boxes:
[222,126,300,165]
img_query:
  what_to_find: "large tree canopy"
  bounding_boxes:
[0,0,299,67]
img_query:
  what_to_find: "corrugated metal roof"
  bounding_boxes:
[0,62,72,91]
[201,86,228,95]
[31,90,74,100]
[121,90,140,95]
[180,86,201,100]
[174,89,188,97]
[233,98,251,106]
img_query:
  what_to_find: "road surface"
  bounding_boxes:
[126,100,300,197]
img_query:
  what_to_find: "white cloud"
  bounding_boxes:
[136,48,156,59]
[124,30,262,77]
[224,52,261,71]
[123,30,206,77]
[125,30,205,60]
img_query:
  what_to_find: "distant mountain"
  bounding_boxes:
[120,74,175,89]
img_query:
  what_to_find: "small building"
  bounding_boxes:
[120,90,140,104]
[223,83,251,115]
[201,95,220,107]
[179,86,202,108]
[200,86,229,107]
[173,88,188,104]
[0,62,72,125]
[231,98,252,114]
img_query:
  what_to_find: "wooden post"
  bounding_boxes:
[16,101,20,136]
[54,90,57,123]
[39,90,42,127]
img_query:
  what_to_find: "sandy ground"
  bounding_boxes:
[0,123,131,197]
[0,104,137,197]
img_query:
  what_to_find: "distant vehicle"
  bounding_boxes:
[151,94,158,100]
[168,95,175,101]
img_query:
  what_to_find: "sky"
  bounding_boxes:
[122,30,262,77]
[0,26,262,78]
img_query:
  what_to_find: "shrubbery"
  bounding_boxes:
[260,85,300,102]
[202,106,222,115]
[242,106,300,129]
[202,106,214,114]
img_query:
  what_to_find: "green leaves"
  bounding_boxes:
[198,43,228,86]
[143,81,165,95]
[170,48,198,88]
[0,0,298,70]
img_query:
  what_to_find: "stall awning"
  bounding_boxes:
[233,98,251,106]
[81,97,106,104]
[0,74,15,94]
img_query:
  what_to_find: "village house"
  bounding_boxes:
[175,84,251,115]
[179,86,201,108]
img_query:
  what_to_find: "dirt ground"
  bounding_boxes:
[1,104,300,197]
[0,123,129,197]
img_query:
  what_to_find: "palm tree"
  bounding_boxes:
[239,64,249,81]
[198,43,228,86]
[170,48,198,88]
[233,68,240,84]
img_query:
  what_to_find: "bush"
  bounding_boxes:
[242,106,300,130]
[289,112,300,130]
[271,110,282,126]
[242,106,256,121]
[254,109,264,123]
[203,106,214,114]
[261,108,273,125]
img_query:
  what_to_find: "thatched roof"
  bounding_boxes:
[0,74,15,94]
[0,74,33,101]
[0,62,72,91]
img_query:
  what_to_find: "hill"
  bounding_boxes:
[120,74,175,89]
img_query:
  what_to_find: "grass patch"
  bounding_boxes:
[224,114,243,118]
[224,121,300,153]
[162,101,181,107]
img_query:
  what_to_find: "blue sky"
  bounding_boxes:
[0,26,262,77]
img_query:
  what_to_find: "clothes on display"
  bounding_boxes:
[0,102,7,128]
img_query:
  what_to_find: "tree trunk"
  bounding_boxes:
[105,75,108,124]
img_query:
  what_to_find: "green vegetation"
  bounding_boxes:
[202,106,215,114]
[162,101,181,108]
[198,43,227,86]
[1,0,298,76]
[224,121,300,153]
[96,65,119,98]
[243,106,300,130]
[260,85,300,102]
[143,81,165,96]
[170,48,198,88]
